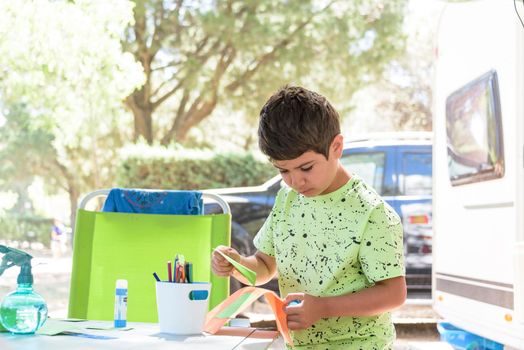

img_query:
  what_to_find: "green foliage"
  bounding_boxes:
[116,144,277,189]
[0,104,55,181]
[124,0,408,144]
[0,0,145,225]
[0,0,410,231]
[0,215,52,247]
[0,1,143,136]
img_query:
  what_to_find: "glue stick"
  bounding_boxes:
[114,279,128,328]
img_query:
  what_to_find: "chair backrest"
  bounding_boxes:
[68,191,231,323]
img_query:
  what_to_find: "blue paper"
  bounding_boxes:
[63,331,118,340]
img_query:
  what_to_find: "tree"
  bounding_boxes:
[0,104,55,217]
[123,0,408,144]
[0,0,144,227]
[373,44,433,132]
[371,0,441,132]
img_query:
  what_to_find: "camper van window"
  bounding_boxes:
[445,70,504,186]
[401,152,432,195]
[341,152,385,195]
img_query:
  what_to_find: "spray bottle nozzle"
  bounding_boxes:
[0,245,47,333]
[0,245,33,284]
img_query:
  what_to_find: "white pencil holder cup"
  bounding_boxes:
[155,281,211,335]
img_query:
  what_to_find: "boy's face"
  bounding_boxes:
[273,135,346,197]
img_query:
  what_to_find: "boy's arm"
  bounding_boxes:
[284,276,406,330]
[212,246,277,286]
[233,250,277,286]
[320,275,406,316]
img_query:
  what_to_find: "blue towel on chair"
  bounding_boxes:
[102,188,203,215]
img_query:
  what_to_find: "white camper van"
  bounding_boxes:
[433,0,524,348]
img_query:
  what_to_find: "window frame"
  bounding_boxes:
[341,150,387,195]
[400,151,433,196]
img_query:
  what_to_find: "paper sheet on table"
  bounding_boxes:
[204,286,293,347]
[37,319,82,335]
[85,325,133,331]
[217,250,257,286]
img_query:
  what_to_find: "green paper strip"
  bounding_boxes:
[58,318,86,322]
[217,250,257,286]
[216,292,253,319]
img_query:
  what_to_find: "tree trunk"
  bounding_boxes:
[54,159,80,242]
[133,106,153,144]
[126,88,154,144]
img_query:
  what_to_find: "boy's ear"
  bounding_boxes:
[331,134,344,158]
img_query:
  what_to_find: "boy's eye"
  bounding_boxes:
[279,169,289,174]
[301,166,313,172]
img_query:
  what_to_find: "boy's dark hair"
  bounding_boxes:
[258,86,341,161]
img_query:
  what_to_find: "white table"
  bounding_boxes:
[0,320,278,350]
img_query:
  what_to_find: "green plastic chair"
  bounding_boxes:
[68,190,231,323]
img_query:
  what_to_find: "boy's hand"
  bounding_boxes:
[211,245,241,277]
[283,293,323,330]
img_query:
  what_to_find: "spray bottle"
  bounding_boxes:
[0,245,48,334]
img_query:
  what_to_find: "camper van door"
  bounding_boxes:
[433,0,524,348]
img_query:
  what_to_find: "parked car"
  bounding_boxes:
[206,132,433,296]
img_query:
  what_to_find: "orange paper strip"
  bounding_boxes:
[204,286,293,347]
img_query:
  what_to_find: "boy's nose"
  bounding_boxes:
[290,174,305,188]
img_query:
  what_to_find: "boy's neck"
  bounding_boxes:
[321,163,351,195]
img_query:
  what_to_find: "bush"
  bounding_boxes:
[116,144,277,190]
[0,215,52,247]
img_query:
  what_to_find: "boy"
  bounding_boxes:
[212,86,406,349]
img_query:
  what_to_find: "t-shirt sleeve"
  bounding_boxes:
[359,202,405,283]
[253,211,276,257]
[253,188,288,257]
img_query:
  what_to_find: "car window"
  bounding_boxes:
[400,152,432,195]
[446,70,504,185]
[341,152,385,195]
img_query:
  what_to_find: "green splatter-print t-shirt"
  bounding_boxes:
[254,175,405,350]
